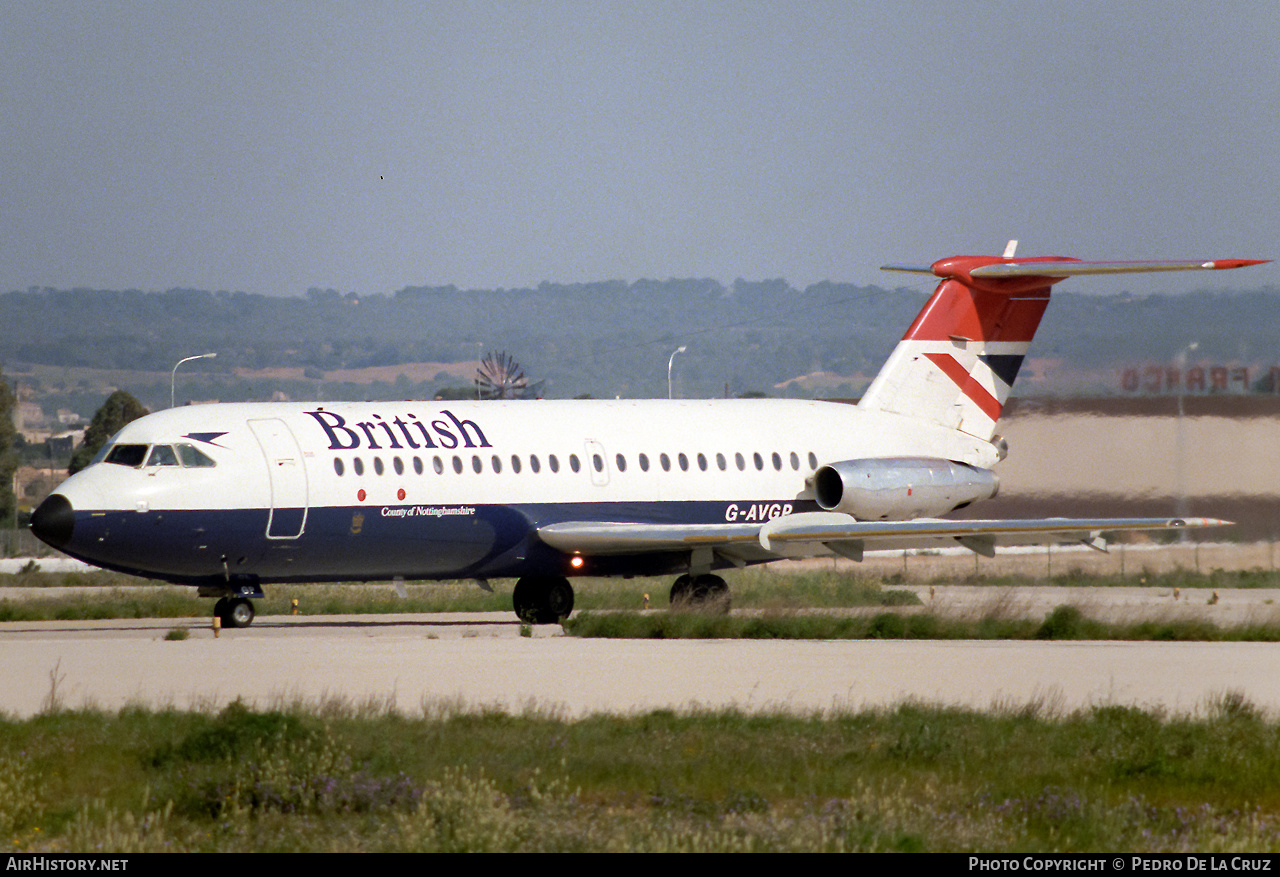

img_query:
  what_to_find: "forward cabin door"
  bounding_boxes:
[249,418,309,539]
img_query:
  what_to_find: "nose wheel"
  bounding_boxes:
[214,597,256,628]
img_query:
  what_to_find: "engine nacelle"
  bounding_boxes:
[812,457,999,520]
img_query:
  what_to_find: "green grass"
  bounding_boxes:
[0,569,923,622]
[564,605,1280,642]
[6,698,1280,852]
[8,566,1280,642]
[952,566,1280,591]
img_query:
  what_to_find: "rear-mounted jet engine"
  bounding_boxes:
[812,457,999,520]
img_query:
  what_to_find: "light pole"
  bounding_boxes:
[667,346,687,399]
[1175,341,1198,540]
[171,353,217,408]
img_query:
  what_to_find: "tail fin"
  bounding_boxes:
[860,247,1269,443]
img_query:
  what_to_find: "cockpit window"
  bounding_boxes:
[176,444,217,467]
[100,443,218,469]
[146,445,180,467]
[104,444,149,467]
[88,430,126,467]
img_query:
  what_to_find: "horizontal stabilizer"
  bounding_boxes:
[969,259,1270,278]
[882,257,1270,280]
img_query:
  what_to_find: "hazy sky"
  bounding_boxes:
[3,1,1277,298]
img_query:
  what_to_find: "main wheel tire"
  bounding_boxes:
[513,576,575,624]
[669,574,693,606]
[671,574,730,613]
[544,577,574,621]
[691,574,731,614]
[513,577,541,623]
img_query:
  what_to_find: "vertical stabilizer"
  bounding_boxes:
[863,251,1269,443]
[859,264,1049,442]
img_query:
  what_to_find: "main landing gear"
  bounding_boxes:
[669,573,731,613]
[510,571,731,623]
[513,574,575,624]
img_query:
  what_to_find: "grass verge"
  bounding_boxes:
[5,697,1280,852]
[564,604,1280,642]
[0,570,921,622]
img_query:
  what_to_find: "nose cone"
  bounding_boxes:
[30,494,74,550]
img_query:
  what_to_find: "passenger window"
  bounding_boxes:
[333,458,345,476]
[530,455,541,473]
[677,453,689,471]
[354,458,365,476]
[472,455,483,473]
[145,445,179,467]
[511,455,522,474]
[615,453,626,472]
[452,456,463,474]
[549,454,560,473]
[716,453,726,471]
[433,456,444,474]
[808,452,818,470]
[660,453,671,472]
[176,444,217,467]
[735,452,745,471]
[790,452,800,470]
[639,453,650,472]
[772,452,782,471]
[413,456,424,475]
[697,453,707,471]
[753,453,764,470]
[393,456,404,475]
[593,454,604,472]
[492,455,502,473]
[569,455,580,473]
[373,457,384,475]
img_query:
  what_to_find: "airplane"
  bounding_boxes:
[28,245,1269,627]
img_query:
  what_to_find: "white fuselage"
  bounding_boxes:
[39,397,1000,584]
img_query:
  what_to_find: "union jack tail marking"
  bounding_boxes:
[861,248,1269,442]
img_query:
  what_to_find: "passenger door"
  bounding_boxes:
[249,418,309,539]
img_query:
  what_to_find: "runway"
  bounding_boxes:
[3,608,1280,719]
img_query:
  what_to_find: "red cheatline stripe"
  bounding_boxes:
[924,352,1003,421]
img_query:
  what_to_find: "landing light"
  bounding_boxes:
[570,555,585,569]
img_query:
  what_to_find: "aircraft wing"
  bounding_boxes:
[757,513,1229,560]
[537,520,776,566]
[536,513,1231,564]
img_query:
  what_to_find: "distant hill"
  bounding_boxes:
[3,281,1278,406]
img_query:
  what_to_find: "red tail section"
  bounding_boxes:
[860,257,1064,440]
[862,251,1268,442]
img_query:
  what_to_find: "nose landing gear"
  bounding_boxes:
[200,578,264,629]
[213,596,256,628]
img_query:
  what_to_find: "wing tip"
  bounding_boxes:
[1204,259,1271,270]
[880,264,936,275]
[1171,517,1234,528]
